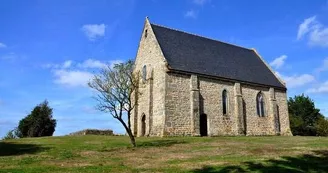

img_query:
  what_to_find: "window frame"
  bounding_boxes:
[144,29,148,38]
[222,89,228,115]
[142,65,147,82]
[256,92,265,117]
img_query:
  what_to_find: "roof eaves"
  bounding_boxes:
[167,68,287,91]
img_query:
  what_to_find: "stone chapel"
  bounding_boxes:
[131,18,292,137]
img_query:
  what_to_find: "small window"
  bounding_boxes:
[222,90,228,115]
[256,92,265,117]
[144,29,148,38]
[142,65,147,81]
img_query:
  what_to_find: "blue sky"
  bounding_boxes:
[0,0,328,138]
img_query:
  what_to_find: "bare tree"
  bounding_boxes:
[88,60,137,147]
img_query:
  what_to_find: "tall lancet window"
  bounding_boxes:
[142,65,147,82]
[222,90,228,115]
[256,92,265,117]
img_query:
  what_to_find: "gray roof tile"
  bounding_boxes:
[151,23,285,89]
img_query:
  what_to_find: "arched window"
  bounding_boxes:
[142,65,147,82]
[222,90,228,115]
[256,92,265,117]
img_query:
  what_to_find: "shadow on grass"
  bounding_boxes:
[137,139,187,147]
[192,150,328,173]
[0,142,50,156]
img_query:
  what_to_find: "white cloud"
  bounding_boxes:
[276,72,315,88]
[0,52,24,62]
[0,53,16,61]
[307,81,328,93]
[193,0,209,5]
[270,55,287,69]
[81,24,106,41]
[63,60,73,68]
[43,60,74,69]
[297,16,317,40]
[185,9,197,19]
[78,59,106,69]
[297,16,328,47]
[309,26,328,47]
[0,42,7,48]
[53,69,93,87]
[47,59,123,88]
[316,57,328,73]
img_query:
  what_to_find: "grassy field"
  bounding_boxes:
[0,136,327,173]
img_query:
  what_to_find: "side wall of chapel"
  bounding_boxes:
[163,72,292,136]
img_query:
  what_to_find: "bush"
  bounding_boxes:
[17,100,57,138]
[68,129,114,136]
[2,129,17,140]
[316,117,328,136]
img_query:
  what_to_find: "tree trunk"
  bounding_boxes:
[126,128,136,147]
[127,111,131,130]
[118,118,136,147]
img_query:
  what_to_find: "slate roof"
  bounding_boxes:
[150,23,286,89]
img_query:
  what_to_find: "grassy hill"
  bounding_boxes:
[0,136,327,173]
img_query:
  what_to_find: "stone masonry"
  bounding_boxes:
[130,18,292,137]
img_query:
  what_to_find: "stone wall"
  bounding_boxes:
[162,72,291,136]
[68,129,114,136]
[131,18,167,137]
[164,73,192,136]
[241,85,275,135]
[198,76,238,136]
[275,90,292,136]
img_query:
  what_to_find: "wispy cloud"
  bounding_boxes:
[0,52,25,62]
[184,9,198,19]
[43,60,74,69]
[297,16,328,47]
[78,59,107,69]
[46,59,123,88]
[81,24,106,41]
[0,42,7,48]
[297,16,317,40]
[316,57,328,73]
[193,0,210,5]
[63,60,73,69]
[270,55,287,69]
[54,69,93,87]
[307,81,328,93]
[276,72,315,88]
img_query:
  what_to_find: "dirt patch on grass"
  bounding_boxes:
[43,160,93,167]
[176,160,230,170]
[79,151,100,156]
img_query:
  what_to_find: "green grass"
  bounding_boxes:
[0,136,327,173]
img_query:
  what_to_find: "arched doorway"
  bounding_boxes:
[141,114,146,136]
[200,113,208,136]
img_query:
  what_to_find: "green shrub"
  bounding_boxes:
[316,117,328,136]
[2,129,17,140]
[17,100,57,138]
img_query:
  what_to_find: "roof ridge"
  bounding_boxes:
[150,22,252,51]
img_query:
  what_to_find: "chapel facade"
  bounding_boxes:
[131,18,292,137]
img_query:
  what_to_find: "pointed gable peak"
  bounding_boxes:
[145,16,150,24]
